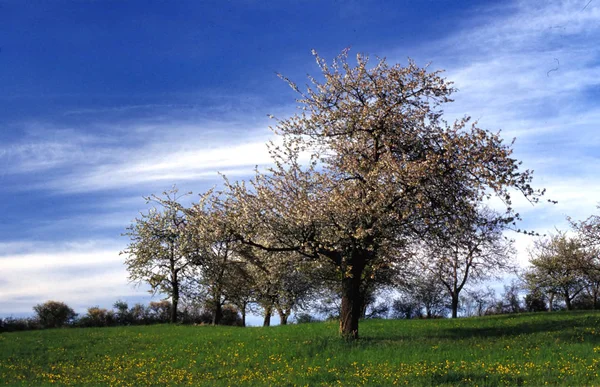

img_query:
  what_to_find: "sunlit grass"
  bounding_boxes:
[2,311,600,385]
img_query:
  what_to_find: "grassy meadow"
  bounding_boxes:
[2,311,600,386]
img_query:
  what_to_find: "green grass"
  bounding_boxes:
[2,311,600,386]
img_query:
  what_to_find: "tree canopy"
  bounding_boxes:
[222,50,544,339]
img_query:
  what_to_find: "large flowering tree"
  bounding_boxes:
[225,50,544,339]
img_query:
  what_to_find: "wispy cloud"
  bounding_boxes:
[404,0,600,218]
[3,113,284,195]
[389,0,600,267]
[46,135,275,193]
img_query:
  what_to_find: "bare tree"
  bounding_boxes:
[422,208,516,318]
[462,287,497,317]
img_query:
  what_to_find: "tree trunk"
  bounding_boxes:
[241,307,246,327]
[565,293,572,311]
[278,308,289,325]
[548,293,554,312]
[339,261,365,340]
[263,304,272,327]
[451,295,459,319]
[171,279,179,323]
[212,300,223,325]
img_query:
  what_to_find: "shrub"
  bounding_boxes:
[78,307,116,327]
[129,303,150,324]
[220,305,243,326]
[391,297,421,319]
[113,300,132,325]
[524,291,548,312]
[192,305,243,326]
[572,293,597,310]
[294,313,320,324]
[0,317,41,332]
[179,304,206,325]
[33,301,77,328]
[149,300,171,323]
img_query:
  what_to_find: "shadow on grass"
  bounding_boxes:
[446,314,599,339]
[360,311,600,344]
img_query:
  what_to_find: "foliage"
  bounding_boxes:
[3,312,600,386]
[186,197,240,325]
[499,280,524,314]
[77,307,116,328]
[32,301,77,329]
[524,289,548,312]
[569,208,600,308]
[294,312,320,324]
[113,300,132,325]
[184,304,243,326]
[391,295,422,319]
[524,232,589,311]
[148,300,172,323]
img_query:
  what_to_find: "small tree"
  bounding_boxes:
[129,303,150,324]
[113,300,132,325]
[575,247,600,309]
[33,301,77,329]
[391,295,421,319]
[188,197,239,325]
[122,187,198,323]
[295,312,320,324]
[149,300,172,323]
[501,280,523,314]
[570,210,600,309]
[222,261,256,327]
[400,269,449,318]
[80,307,115,327]
[524,232,587,311]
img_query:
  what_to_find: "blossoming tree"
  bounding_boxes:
[224,50,544,339]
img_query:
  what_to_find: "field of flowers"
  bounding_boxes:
[2,311,600,386]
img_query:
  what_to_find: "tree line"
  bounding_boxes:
[0,299,243,333]
[5,205,600,333]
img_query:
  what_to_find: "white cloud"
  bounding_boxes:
[0,240,150,315]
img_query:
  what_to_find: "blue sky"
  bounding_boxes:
[1,0,599,322]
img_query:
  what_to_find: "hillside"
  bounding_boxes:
[2,311,600,386]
